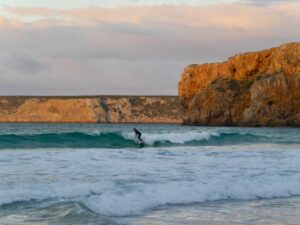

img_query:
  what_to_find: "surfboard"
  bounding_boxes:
[137,138,144,146]
[139,142,145,148]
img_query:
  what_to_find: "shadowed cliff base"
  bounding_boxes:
[178,42,300,127]
[0,96,182,124]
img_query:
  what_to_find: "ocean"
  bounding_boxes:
[0,123,300,225]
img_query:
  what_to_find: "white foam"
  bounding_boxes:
[0,182,110,206]
[1,144,300,216]
[122,131,219,144]
[83,176,300,216]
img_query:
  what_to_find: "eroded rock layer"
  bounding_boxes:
[178,42,300,126]
[0,96,182,123]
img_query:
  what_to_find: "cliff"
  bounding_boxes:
[0,96,182,123]
[178,42,300,126]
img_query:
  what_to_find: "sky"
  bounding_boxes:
[0,0,238,8]
[0,0,299,95]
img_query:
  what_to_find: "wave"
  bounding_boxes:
[83,177,300,216]
[1,143,300,217]
[0,130,285,149]
[0,132,135,149]
[1,175,300,216]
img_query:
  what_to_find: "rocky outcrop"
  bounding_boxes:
[0,96,182,123]
[178,42,300,126]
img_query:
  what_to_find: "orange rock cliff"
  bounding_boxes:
[178,42,300,126]
[0,96,182,123]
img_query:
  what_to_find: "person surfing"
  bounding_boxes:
[133,128,144,144]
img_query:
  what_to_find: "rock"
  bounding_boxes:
[178,42,300,126]
[0,96,183,123]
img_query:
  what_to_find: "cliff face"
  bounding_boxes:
[0,96,182,123]
[179,42,300,126]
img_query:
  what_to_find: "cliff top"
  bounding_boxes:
[186,42,300,68]
[180,41,300,102]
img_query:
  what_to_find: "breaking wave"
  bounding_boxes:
[1,168,300,216]
[0,130,280,149]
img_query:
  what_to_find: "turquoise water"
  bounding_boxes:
[0,123,300,224]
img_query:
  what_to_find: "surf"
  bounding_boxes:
[1,144,300,217]
[0,130,283,149]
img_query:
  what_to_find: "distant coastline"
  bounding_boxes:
[0,96,183,124]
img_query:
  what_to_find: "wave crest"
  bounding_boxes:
[0,131,276,149]
[122,131,220,145]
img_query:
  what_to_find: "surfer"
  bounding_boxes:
[133,128,143,143]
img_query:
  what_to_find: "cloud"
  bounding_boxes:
[2,4,288,28]
[0,3,299,95]
[242,0,298,5]
[1,54,50,74]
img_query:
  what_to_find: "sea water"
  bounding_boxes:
[0,123,300,225]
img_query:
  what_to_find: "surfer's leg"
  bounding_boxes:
[138,135,143,142]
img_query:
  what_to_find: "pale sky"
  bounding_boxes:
[0,0,238,8]
[0,0,299,95]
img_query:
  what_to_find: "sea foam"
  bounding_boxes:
[122,131,220,145]
[1,144,300,216]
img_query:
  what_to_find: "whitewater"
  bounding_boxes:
[0,123,300,225]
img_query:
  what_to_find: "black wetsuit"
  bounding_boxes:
[134,128,142,142]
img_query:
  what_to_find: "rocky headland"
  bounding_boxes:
[0,96,182,123]
[178,42,300,126]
